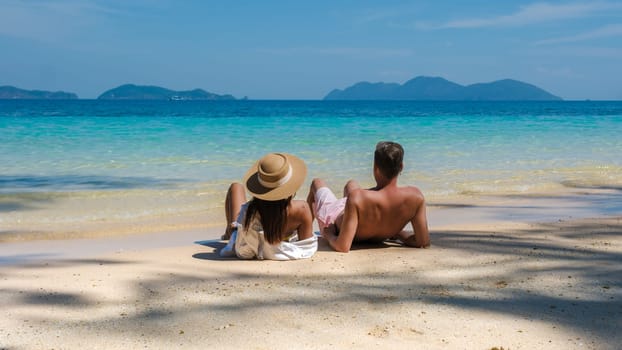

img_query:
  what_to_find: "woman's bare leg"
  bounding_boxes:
[223,182,246,240]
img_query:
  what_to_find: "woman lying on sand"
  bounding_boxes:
[220,153,317,260]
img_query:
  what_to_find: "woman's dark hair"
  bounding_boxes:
[374,141,404,179]
[244,196,292,244]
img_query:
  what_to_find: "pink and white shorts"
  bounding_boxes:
[312,187,347,231]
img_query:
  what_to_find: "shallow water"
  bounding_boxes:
[1,100,621,239]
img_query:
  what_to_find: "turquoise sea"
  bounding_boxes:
[1,100,622,238]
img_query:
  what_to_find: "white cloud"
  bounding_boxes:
[535,23,622,45]
[434,2,622,29]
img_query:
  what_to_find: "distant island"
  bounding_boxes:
[97,84,237,100]
[324,76,562,101]
[1,78,563,101]
[0,86,78,99]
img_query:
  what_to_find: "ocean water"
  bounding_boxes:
[1,100,622,238]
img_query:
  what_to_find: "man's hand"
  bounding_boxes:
[321,224,338,241]
[396,229,430,248]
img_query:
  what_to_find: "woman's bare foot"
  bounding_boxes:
[221,222,237,240]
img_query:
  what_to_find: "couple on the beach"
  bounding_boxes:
[219,141,430,260]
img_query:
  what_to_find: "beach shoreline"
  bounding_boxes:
[2,183,621,244]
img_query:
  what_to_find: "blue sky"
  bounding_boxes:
[1,0,621,99]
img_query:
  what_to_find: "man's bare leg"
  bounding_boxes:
[343,179,361,197]
[307,178,328,221]
[223,182,246,240]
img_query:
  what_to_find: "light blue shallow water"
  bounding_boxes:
[1,100,621,197]
[1,100,622,237]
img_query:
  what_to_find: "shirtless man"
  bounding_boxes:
[307,141,430,252]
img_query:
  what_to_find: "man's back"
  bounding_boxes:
[316,140,430,252]
[348,184,427,243]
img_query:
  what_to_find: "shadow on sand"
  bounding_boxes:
[2,192,621,348]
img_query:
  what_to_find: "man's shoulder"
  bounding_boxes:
[344,188,375,209]
[346,188,367,202]
[399,185,425,198]
[390,185,425,207]
[348,185,424,205]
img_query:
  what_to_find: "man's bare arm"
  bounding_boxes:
[409,197,430,247]
[397,197,429,248]
[322,194,359,252]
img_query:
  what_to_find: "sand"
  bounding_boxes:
[1,193,621,349]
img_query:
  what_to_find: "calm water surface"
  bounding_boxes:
[1,100,621,233]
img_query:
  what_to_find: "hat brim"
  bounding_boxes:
[243,153,307,201]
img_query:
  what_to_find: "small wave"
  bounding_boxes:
[561,181,622,191]
[0,175,187,194]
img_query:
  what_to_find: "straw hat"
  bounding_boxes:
[243,153,307,201]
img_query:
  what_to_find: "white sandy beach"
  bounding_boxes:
[1,189,621,350]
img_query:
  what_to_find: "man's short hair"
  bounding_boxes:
[374,141,404,179]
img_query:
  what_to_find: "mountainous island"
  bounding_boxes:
[97,84,236,100]
[324,76,562,101]
[0,86,78,99]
